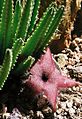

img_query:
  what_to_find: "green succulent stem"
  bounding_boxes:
[21,3,63,57]
[12,38,24,67]
[0,0,13,59]
[14,0,34,40]
[27,0,41,37]
[36,6,64,55]
[12,0,22,40]
[0,49,12,90]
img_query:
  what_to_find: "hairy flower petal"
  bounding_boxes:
[26,47,81,111]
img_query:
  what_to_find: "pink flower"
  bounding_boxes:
[26,48,80,111]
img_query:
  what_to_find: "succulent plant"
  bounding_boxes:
[0,0,64,90]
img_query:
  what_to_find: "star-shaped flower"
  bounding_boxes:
[25,48,81,111]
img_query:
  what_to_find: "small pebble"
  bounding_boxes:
[36,111,44,119]
[79,87,82,93]
[66,101,73,108]
[69,107,75,116]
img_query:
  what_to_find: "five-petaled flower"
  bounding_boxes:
[26,48,80,111]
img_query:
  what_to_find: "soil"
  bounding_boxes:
[0,37,82,119]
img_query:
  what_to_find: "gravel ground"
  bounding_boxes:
[0,37,82,119]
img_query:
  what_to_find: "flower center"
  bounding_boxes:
[42,73,48,82]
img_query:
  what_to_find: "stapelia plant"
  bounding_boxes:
[26,48,81,111]
[0,0,64,90]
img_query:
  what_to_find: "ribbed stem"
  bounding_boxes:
[26,0,41,37]
[0,0,13,60]
[36,6,64,55]
[12,0,22,41]
[14,0,34,40]
[12,38,24,67]
[0,49,12,90]
[21,3,58,57]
